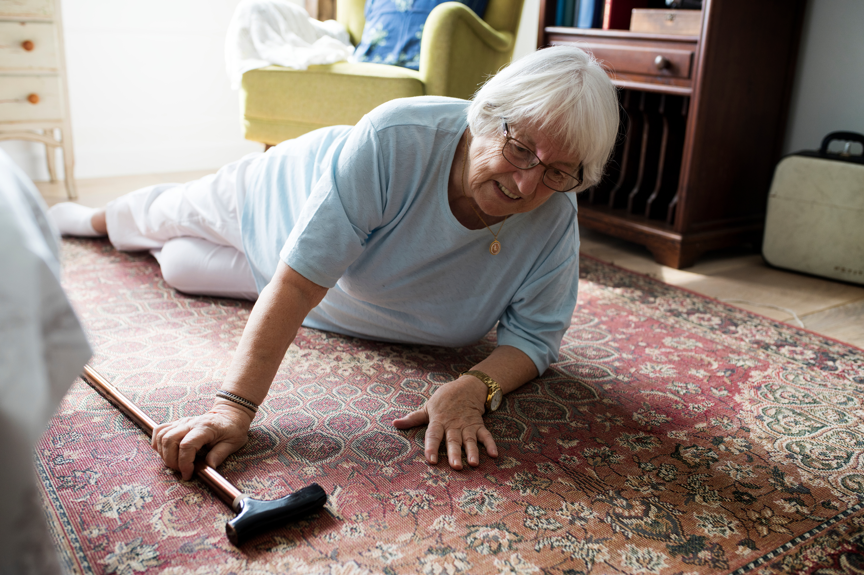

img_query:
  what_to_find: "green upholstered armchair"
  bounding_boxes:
[240,0,525,146]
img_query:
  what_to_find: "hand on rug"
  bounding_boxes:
[152,403,253,481]
[393,377,498,470]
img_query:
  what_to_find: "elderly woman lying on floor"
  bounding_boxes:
[50,45,619,476]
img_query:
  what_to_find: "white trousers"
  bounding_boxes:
[105,153,263,301]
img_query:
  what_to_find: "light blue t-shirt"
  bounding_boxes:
[241,97,580,374]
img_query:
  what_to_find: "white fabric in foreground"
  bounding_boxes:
[0,150,92,575]
[225,0,354,89]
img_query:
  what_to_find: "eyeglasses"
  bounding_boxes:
[501,123,583,192]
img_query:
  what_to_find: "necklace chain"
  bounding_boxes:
[462,138,508,254]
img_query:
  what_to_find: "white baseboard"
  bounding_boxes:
[0,139,262,181]
[73,140,263,179]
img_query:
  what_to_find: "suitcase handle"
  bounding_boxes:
[819,131,864,157]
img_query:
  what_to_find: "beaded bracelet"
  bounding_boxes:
[216,390,259,413]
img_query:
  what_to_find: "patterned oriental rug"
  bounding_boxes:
[37,238,864,575]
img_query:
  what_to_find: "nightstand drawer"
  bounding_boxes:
[579,42,694,80]
[0,74,62,121]
[0,0,54,19]
[0,22,58,71]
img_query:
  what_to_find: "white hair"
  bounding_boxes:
[467,45,620,192]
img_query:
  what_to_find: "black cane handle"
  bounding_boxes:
[226,484,328,545]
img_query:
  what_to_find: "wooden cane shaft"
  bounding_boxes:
[82,365,157,433]
[81,365,243,508]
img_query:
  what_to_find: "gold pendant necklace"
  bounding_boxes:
[462,140,508,255]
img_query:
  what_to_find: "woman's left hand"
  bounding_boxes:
[393,376,498,470]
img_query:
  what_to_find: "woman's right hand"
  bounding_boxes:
[151,401,254,480]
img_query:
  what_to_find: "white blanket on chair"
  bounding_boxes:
[225,0,355,89]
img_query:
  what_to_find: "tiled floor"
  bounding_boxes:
[579,230,864,349]
[38,173,864,350]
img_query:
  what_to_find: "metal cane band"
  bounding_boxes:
[216,390,259,413]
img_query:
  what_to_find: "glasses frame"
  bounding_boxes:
[501,122,583,192]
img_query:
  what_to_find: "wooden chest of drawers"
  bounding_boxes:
[538,0,805,268]
[0,0,76,198]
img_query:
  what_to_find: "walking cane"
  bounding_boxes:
[81,365,327,545]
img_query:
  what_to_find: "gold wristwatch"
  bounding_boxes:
[461,370,503,413]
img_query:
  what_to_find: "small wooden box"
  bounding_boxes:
[630,9,703,35]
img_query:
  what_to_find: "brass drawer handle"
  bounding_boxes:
[0,94,41,104]
[22,40,35,51]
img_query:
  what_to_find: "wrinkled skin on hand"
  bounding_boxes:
[151,401,253,481]
[393,376,497,470]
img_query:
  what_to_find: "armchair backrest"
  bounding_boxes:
[336,0,366,46]
[482,0,522,34]
[336,0,523,46]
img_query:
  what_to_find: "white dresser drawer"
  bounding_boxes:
[0,21,57,71]
[0,0,54,19]
[0,74,62,121]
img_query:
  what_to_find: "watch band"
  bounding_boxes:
[461,370,502,412]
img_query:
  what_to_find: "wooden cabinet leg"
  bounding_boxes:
[646,229,763,269]
[61,131,77,200]
[645,243,697,269]
[647,244,701,269]
[64,173,78,200]
[45,143,58,182]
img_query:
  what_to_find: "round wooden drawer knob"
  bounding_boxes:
[22,40,35,51]
[654,55,670,70]
[27,93,40,104]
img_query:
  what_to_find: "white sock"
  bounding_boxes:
[47,202,104,237]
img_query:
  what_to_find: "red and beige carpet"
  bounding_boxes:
[38,238,864,574]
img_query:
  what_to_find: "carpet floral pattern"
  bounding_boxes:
[37,238,864,574]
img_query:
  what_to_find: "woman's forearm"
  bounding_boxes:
[459,345,539,406]
[220,262,327,406]
[152,263,327,479]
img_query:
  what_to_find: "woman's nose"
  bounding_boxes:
[514,164,545,196]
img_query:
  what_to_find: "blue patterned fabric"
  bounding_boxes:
[353,0,489,70]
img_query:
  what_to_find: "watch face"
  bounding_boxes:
[489,390,503,412]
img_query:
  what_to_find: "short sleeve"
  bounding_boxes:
[279,116,388,288]
[496,216,580,375]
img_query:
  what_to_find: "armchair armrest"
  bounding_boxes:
[419,2,515,100]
